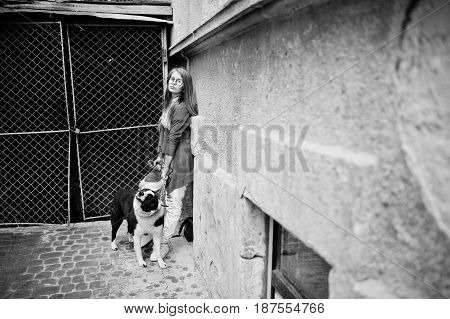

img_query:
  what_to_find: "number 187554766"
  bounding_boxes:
[254,302,325,314]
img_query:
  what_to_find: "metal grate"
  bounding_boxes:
[68,24,163,219]
[68,25,163,131]
[0,133,70,224]
[0,23,68,133]
[77,127,159,219]
[0,22,69,225]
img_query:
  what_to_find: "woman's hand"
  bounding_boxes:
[151,156,162,170]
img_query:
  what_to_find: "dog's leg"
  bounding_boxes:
[152,232,167,269]
[133,233,147,268]
[111,218,123,251]
[127,233,133,243]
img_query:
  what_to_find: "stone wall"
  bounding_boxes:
[177,0,450,298]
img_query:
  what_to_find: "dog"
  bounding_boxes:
[110,187,167,269]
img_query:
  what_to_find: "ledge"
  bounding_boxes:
[169,0,328,57]
[1,2,172,15]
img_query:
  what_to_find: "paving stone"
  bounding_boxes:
[40,252,64,259]
[73,255,84,262]
[18,280,40,290]
[9,289,33,298]
[83,233,100,239]
[89,280,107,290]
[44,264,61,272]
[64,290,93,299]
[43,258,60,265]
[72,275,85,284]
[61,257,72,263]
[75,260,98,268]
[28,260,44,268]
[69,235,82,240]
[50,294,64,299]
[91,247,102,254]
[55,246,68,252]
[51,241,64,247]
[86,253,109,260]
[11,273,35,284]
[33,285,59,296]
[63,251,78,257]
[83,267,98,275]
[74,283,89,292]
[66,268,83,276]
[92,288,109,298]
[112,270,124,277]
[41,278,58,286]
[99,258,111,266]
[53,270,66,277]
[100,265,114,272]
[27,266,44,274]
[35,272,52,280]
[61,283,75,293]
[58,277,72,285]
[85,272,107,282]
[74,229,89,234]
[34,247,53,254]
[62,262,74,270]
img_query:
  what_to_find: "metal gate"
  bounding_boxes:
[68,24,163,220]
[1,21,165,224]
[0,22,70,225]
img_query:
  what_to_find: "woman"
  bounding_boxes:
[151,67,198,259]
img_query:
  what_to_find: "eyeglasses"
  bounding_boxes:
[169,77,183,86]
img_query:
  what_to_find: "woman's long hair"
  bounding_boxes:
[159,67,198,129]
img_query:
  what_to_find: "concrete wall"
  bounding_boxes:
[171,0,263,48]
[175,0,450,298]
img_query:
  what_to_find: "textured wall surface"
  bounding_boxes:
[171,0,232,45]
[184,0,450,298]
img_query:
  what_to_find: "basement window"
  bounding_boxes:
[270,220,331,299]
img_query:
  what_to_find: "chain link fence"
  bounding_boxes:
[68,24,163,219]
[0,22,70,224]
[1,22,164,224]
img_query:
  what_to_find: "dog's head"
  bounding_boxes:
[135,189,159,213]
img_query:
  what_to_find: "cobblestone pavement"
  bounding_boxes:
[0,221,210,299]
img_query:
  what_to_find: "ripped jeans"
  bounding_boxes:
[162,185,187,243]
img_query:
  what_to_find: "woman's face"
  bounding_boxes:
[168,71,184,95]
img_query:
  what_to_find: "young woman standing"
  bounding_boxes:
[151,67,198,259]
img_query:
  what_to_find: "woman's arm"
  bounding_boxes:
[161,155,173,179]
[162,103,190,179]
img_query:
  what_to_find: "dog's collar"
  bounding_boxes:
[136,208,157,218]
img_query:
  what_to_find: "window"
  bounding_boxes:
[270,220,331,299]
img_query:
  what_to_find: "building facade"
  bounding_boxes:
[169,0,450,298]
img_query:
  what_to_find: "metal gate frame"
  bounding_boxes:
[67,23,167,221]
[0,22,71,225]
